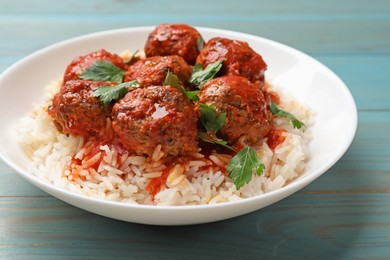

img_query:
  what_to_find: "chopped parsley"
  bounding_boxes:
[227,146,265,190]
[198,103,234,151]
[124,50,140,64]
[189,59,223,87]
[79,59,139,104]
[93,80,139,105]
[163,70,199,102]
[270,101,305,129]
[79,60,125,83]
[198,131,234,151]
[198,103,226,133]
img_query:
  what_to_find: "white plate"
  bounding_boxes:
[0,26,357,225]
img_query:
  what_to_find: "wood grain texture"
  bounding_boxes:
[0,0,389,258]
[1,0,389,59]
[1,194,389,259]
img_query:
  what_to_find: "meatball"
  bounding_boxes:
[197,76,270,145]
[144,23,202,64]
[112,85,198,157]
[196,37,267,88]
[123,55,192,89]
[63,49,126,83]
[48,80,115,138]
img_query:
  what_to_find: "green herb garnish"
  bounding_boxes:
[183,90,200,101]
[198,103,226,133]
[198,103,234,150]
[189,59,223,87]
[124,50,140,64]
[163,70,199,102]
[198,131,234,151]
[270,101,305,129]
[79,60,125,84]
[93,80,139,105]
[226,146,265,190]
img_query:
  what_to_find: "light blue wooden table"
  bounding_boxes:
[1,1,389,259]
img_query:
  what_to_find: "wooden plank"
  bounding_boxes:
[0,18,388,56]
[1,0,390,17]
[300,110,390,193]
[1,0,390,57]
[0,163,46,197]
[315,55,390,111]
[0,194,389,259]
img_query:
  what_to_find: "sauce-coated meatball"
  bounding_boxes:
[112,85,198,157]
[197,76,270,145]
[196,37,267,88]
[145,24,202,64]
[63,49,126,83]
[48,80,115,138]
[123,55,192,89]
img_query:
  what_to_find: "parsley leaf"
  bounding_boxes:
[198,103,226,133]
[163,69,181,88]
[124,50,140,64]
[93,80,139,105]
[79,60,125,84]
[269,101,305,129]
[163,70,199,102]
[189,59,223,87]
[197,103,234,150]
[227,146,265,190]
[198,131,235,151]
[183,90,200,101]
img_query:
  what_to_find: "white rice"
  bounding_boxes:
[15,80,312,206]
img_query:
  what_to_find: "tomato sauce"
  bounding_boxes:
[266,128,286,151]
[68,133,127,177]
[146,168,170,199]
